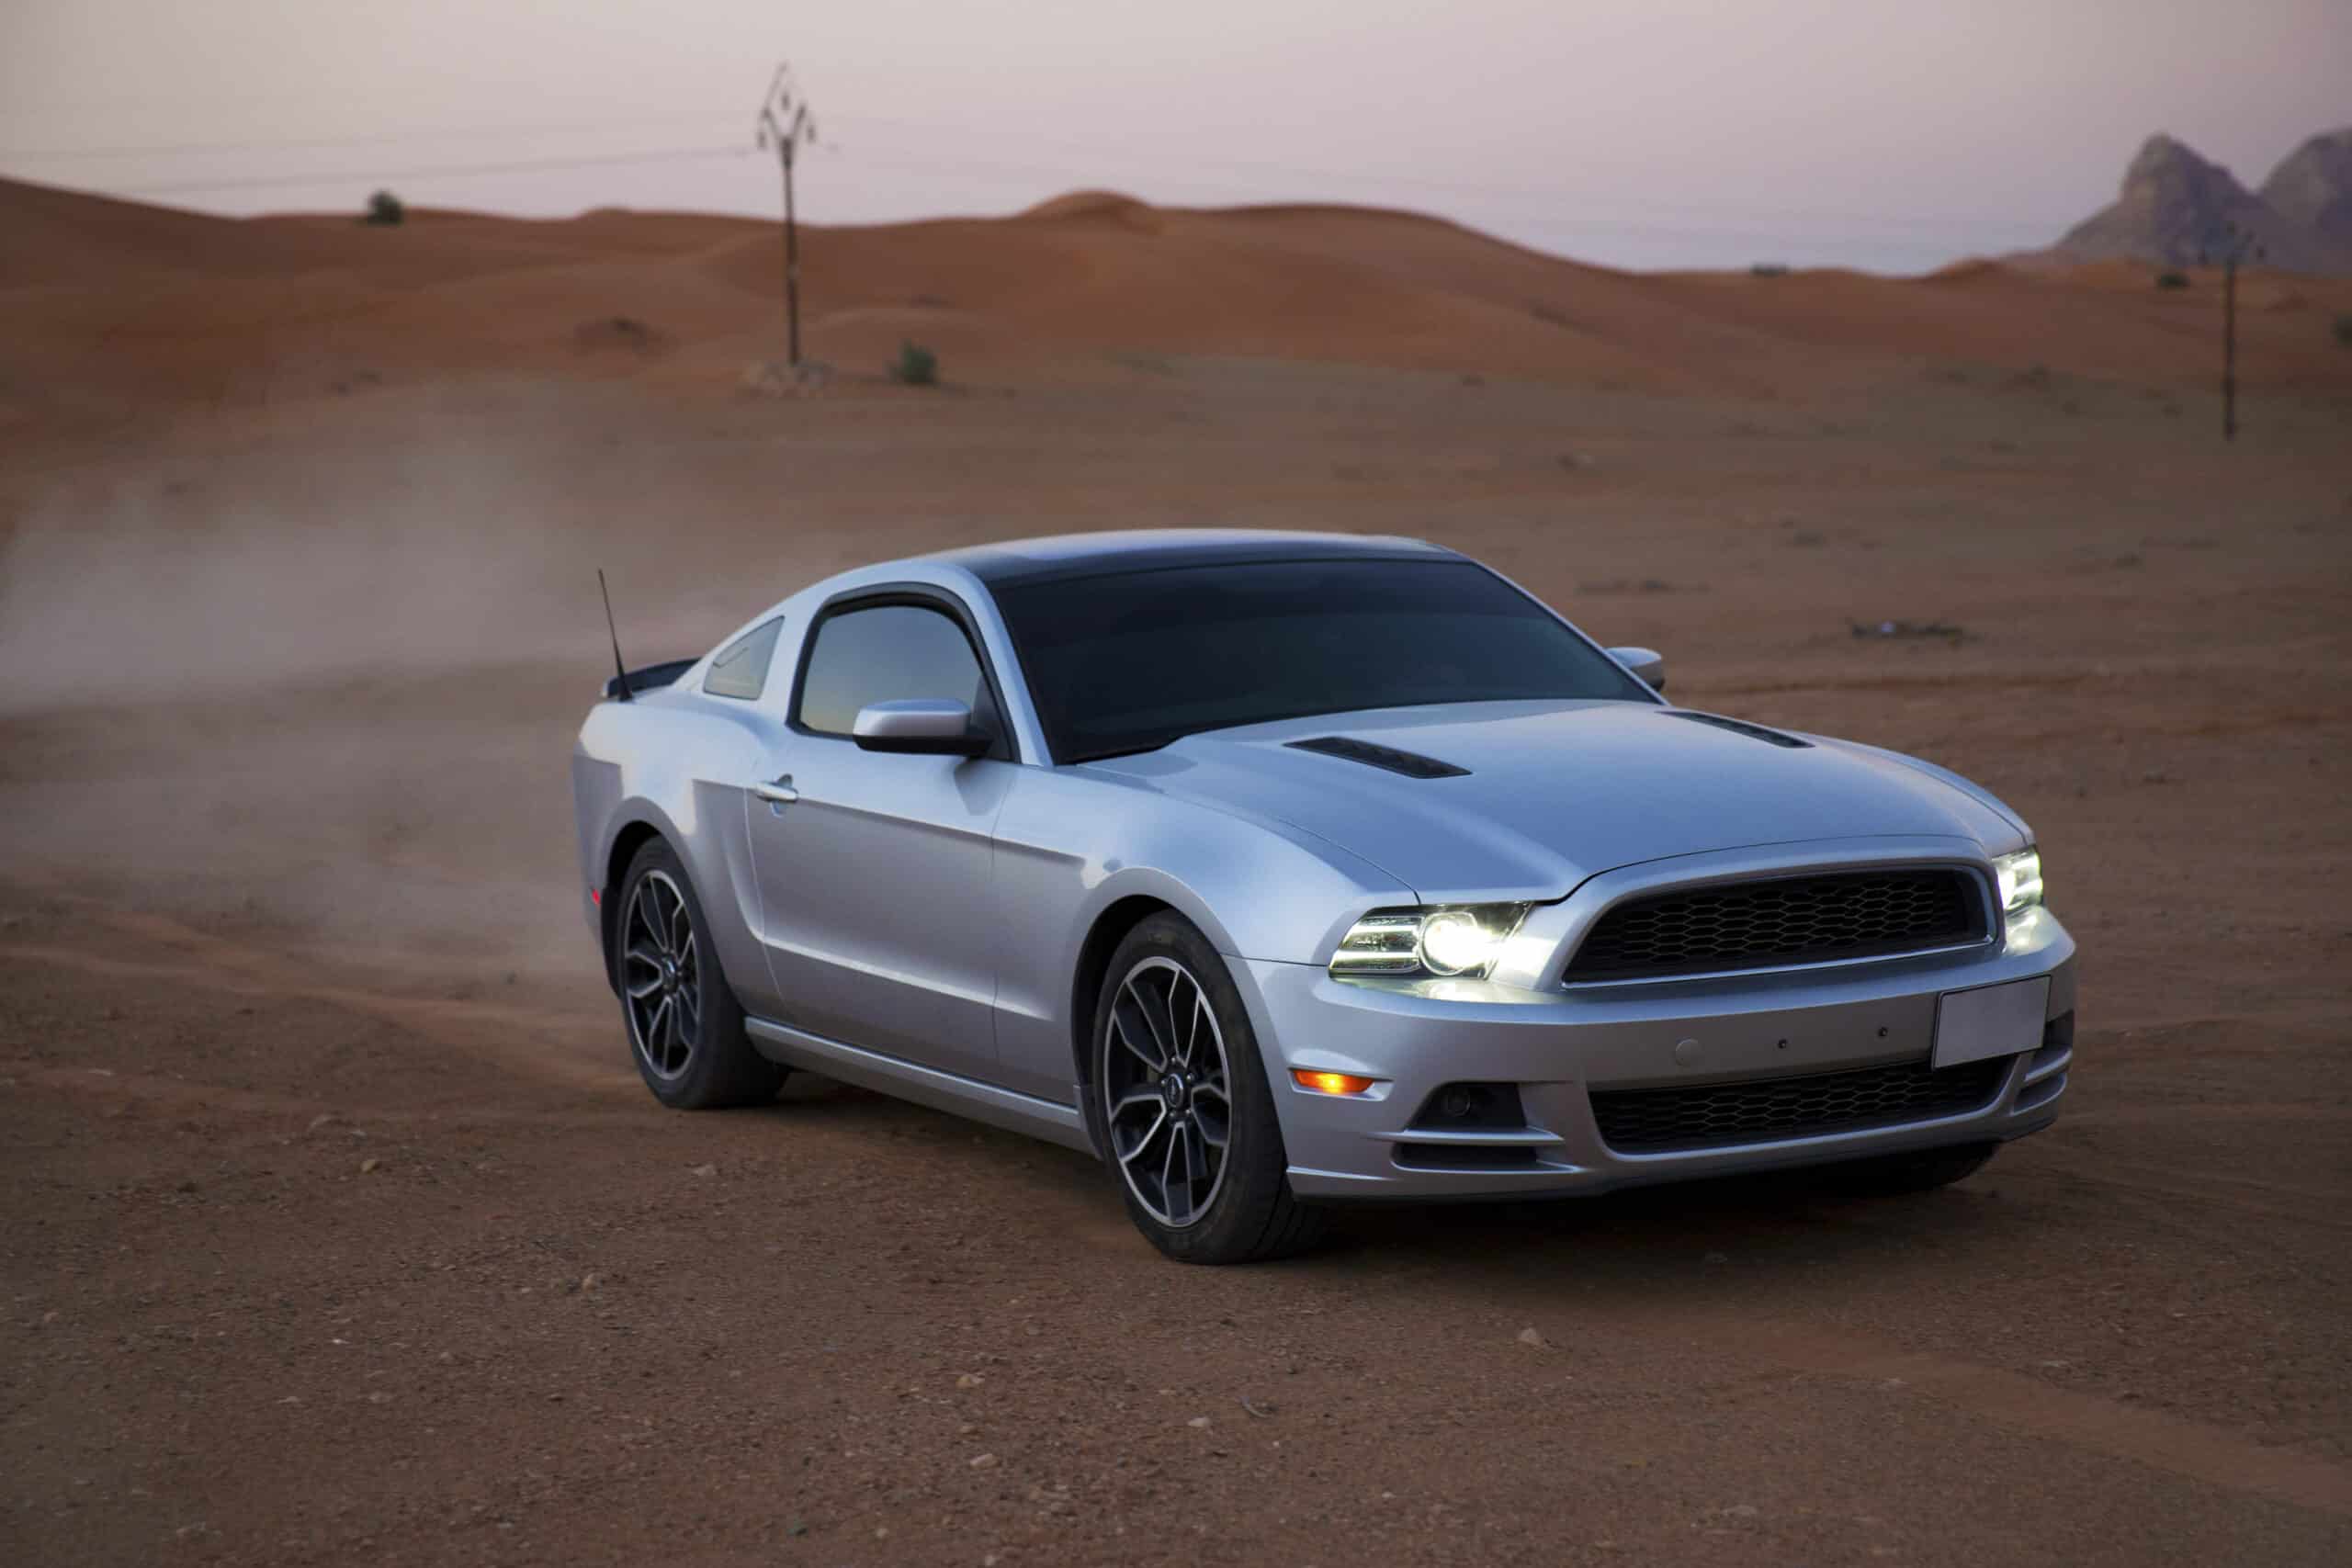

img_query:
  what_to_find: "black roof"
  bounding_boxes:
[925,529,1456,587]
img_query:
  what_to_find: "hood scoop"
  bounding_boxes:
[1666,710,1812,750]
[1285,735,1471,779]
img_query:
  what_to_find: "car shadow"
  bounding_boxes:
[760,1071,2045,1293]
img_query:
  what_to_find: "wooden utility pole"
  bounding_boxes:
[2223,255,2237,441]
[2201,220,2263,443]
[755,65,820,367]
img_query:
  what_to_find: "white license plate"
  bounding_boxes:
[1933,977,2051,1068]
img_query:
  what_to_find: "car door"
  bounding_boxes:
[744,591,1012,1083]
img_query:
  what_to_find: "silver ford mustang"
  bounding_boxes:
[571,531,2075,1263]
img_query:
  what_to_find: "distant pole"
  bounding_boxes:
[781,138,800,366]
[2222,254,2236,441]
[2200,220,2262,444]
[755,65,820,367]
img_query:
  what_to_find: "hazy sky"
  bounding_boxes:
[4,1,2346,272]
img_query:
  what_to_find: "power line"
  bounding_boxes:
[828,144,2046,255]
[831,112,2059,241]
[114,142,749,197]
[7,107,2060,243]
[79,144,2031,262]
[13,119,2052,264]
[0,110,745,163]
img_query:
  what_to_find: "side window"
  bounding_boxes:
[797,603,993,738]
[702,618,784,701]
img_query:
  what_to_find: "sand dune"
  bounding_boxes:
[4,162,2351,1568]
[7,175,2350,437]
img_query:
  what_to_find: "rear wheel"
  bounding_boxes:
[1093,914,1325,1264]
[1830,1141,1996,1195]
[615,839,786,1110]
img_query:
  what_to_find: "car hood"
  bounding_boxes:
[1085,700,2013,900]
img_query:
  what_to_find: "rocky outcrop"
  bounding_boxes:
[2257,127,2352,248]
[2050,134,2344,272]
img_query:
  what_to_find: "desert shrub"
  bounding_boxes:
[362,189,405,227]
[1749,262,1790,278]
[889,340,939,386]
[2335,312,2352,347]
[2154,270,2189,289]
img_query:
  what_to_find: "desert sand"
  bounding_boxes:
[2,175,2350,1564]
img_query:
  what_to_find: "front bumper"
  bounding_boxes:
[1236,906,2076,1201]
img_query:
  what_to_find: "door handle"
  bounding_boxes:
[752,775,799,805]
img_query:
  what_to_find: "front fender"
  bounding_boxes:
[988,765,1410,1105]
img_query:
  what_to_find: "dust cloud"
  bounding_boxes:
[0,397,831,993]
[2,421,718,714]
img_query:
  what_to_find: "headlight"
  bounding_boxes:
[1993,847,2043,916]
[1330,904,1531,980]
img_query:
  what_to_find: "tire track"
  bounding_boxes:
[0,939,625,1094]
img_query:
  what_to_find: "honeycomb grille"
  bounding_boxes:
[1590,1056,2007,1153]
[1565,869,1983,981]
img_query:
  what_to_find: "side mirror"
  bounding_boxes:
[852,698,990,756]
[1607,646,1666,692]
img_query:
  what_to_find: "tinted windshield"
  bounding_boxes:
[995,558,1652,762]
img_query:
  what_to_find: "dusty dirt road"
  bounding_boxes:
[4,360,2350,1566]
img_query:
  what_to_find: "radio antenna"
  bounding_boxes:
[598,568,632,701]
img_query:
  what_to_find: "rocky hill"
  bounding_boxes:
[2259,127,2352,249]
[2046,130,2352,275]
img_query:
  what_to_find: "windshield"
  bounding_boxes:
[994,558,1653,762]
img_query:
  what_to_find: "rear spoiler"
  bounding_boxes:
[604,658,695,701]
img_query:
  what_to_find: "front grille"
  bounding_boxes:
[1565,869,1984,981]
[1590,1056,2007,1153]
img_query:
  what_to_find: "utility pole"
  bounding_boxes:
[2199,220,2263,443]
[755,65,820,367]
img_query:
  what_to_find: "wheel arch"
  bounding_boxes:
[1042,837,1386,1138]
[598,817,673,992]
[1066,894,1201,1154]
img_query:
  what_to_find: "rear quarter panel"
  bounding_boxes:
[571,690,778,1004]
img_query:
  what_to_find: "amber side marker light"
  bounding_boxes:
[1291,1068,1380,1096]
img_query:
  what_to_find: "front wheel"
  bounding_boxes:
[614,839,786,1110]
[1093,914,1325,1264]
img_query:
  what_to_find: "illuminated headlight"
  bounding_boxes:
[1330,905,1531,980]
[1993,847,2044,916]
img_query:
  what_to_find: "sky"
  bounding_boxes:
[3,0,2346,274]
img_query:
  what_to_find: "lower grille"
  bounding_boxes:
[1566,868,1985,982]
[1394,1144,1540,1172]
[1590,1056,2007,1153]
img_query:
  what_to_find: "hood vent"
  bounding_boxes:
[1667,711,1812,750]
[1286,736,1470,779]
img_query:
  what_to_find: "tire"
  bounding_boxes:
[1830,1141,1996,1196]
[1091,914,1326,1264]
[613,838,786,1110]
